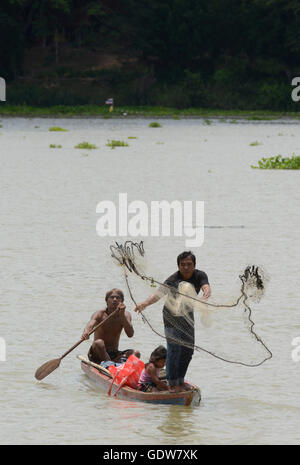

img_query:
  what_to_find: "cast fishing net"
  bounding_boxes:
[110,241,272,367]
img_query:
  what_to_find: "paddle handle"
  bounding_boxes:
[60,308,119,360]
[77,355,112,377]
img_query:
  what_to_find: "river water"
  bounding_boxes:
[0,116,299,445]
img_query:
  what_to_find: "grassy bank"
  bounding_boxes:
[0,104,300,119]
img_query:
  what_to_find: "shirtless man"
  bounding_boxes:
[81,288,139,364]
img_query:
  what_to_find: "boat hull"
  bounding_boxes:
[80,359,201,406]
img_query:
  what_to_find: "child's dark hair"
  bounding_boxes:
[148,345,167,365]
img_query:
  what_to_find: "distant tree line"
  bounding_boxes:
[1,0,300,109]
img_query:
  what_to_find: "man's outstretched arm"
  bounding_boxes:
[134,291,163,313]
[201,284,211,300]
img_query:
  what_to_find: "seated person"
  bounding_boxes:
[138,346,169,392]
[81,288,140,364]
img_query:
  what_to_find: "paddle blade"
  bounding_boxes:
[35,358,61,380]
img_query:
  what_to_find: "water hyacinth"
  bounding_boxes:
[106,140,129,148]
[149,122,162,128]
[251,154,300,169]
[49,126,68,131]
[250,141,260,146]
[75,141,97,149]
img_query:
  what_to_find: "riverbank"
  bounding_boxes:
[1,105,300,120]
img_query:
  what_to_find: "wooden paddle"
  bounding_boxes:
[34,307,120,380]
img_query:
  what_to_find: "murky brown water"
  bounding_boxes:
[0,117,299,444]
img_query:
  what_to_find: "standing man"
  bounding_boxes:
[135,251,211,392]
[82,288,139,364]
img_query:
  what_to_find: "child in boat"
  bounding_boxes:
[138,345,169,392]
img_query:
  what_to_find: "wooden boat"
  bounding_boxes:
[78,355,201,406]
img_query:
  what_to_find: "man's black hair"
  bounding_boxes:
[177,251,196,266]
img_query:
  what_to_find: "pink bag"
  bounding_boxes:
[108,355,144,396]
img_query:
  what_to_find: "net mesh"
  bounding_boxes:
[110,241,272,367]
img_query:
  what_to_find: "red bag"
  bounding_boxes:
[108,355,144,396]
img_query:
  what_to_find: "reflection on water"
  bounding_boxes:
[0,117,299,444]
[157,406,198,443]
[35,382,61,391]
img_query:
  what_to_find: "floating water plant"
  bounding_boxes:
[247,115,273,121]
[128,136,137,139]
[149,122,162,128]
[75,141,97,149]
[251,154,300,169]
[250,141,260,146]
[204,119,211,125]
[50,144,62,148]
[49,126,68,131]
[106,140,129,149]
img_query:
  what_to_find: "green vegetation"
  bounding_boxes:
[0,105,300,120]
[49,144,62,148]
[251,154,300,169]
[149,122,162,128]
[128,136,137,139]
[204,119,211,125]
[1,1,300,112]
[75,141,97,149]
[49,126,68,131]
[247,116,275,121]
[106,140,129,149]
[250,141,260,146]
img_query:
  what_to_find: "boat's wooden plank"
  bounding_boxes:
[79,357,201,406]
